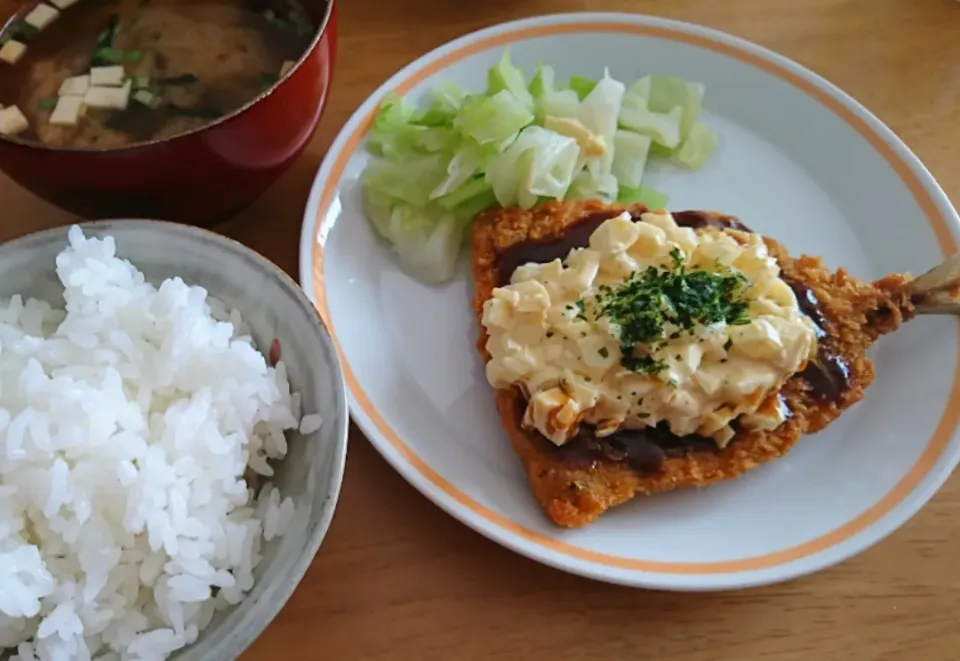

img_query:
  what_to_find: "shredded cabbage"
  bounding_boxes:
[363,193,471,284]
[611,130,652,189]
[454,90,534,145]
[568,75,598,100]
[362,154,447,207]
[486,126,580,208]
[619,105,683,149]
[487,50,534,113]
[577,69,625,196]
[674,121,718,169]
[360,54,718,283]
[646,75,705,136]
[529,64,580,120]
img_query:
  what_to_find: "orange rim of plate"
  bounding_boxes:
[309,20,960,575]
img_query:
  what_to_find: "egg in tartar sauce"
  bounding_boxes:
[481,211,820,448]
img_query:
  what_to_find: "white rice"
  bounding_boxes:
[0,227,320,661]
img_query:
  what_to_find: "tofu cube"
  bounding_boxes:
[280,60,295,77]
[58,74,89,96]
[24,4,59,31]
[89,65,125,87]
[84,80,131,110]
[49,0,80,8]
[50,95,84,125]
[0,40,27,65]
[0,105,29,136]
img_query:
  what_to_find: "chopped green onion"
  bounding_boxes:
[94,16,118,49]
[9,21,40,40]
[90,14,120,67]
[37,97,57,111]
[1,21,38,45]
[93,47,142,64]
[158,73,198,86]
[94,47,123,62]
[90,17,124,67]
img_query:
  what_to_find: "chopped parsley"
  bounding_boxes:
[621,353,666,375]
[669,246,684,269]
[575,299,586,320]
[585,250,751,375]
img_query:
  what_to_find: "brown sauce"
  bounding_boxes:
[496,213,609,286]
[784,279,850,402]
[496,209,751,286]
[496,208,852,474]
[555,425,718,474]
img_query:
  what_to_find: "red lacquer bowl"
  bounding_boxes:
[0,0,337,225]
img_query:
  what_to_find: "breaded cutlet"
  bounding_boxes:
[470,200,917,527]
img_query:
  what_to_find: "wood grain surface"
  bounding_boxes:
[3,0,960,659]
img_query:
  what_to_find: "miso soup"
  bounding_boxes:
[0,0,318,149]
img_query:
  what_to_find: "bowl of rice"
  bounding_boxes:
[0,221,349,661]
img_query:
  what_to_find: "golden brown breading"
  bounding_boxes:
[471,201,916,527]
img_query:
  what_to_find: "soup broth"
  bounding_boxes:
[0,0,317,149]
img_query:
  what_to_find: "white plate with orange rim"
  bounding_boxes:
[299,12,960,590]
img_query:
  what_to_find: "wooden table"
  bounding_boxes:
[4,0,960,659]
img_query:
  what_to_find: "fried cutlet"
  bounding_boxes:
[470,200,921,528]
